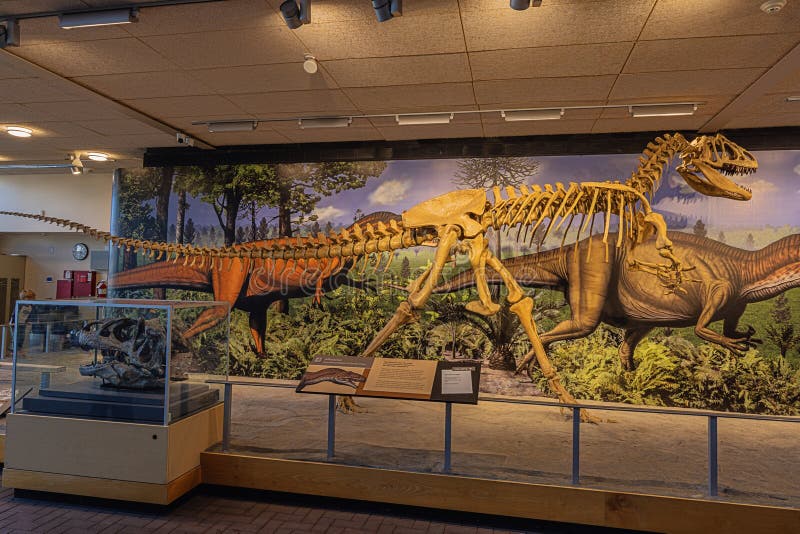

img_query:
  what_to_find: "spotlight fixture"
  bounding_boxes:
[280,0,310,29]
[509,0,542,11]
[6,126,33,138]
[396,113,453,126]
[372,0,402,22]
[298,117,352,129]
[502,108,563,121]
[70,154,84,175]
[760,0,786,14]
[207,121,258,133]
[59,8,138,29]
[628,103,697,118]
[303,54,318,74]
[86,152,112,162]
[0,19,19,48]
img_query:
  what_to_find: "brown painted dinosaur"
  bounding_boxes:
[111,211,401,354]
[434,232,800,372]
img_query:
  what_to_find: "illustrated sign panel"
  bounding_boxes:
[296,356,480,404]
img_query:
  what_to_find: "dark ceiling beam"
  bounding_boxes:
[143,127,800,167]
[699,41,800,133]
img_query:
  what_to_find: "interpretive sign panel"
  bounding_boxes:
[296,356,480,404]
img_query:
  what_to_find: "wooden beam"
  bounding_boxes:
[700,42,800,133]
[201,452,800,534]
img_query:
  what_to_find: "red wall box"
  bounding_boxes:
[72,271,97,297]
[56,280,73,299]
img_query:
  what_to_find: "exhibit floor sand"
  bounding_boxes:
[221,371,800,510]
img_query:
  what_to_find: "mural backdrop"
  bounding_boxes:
[110,147,800,414]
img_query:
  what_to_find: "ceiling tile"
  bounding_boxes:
[124,0,285,36]
[591,115,710,134]
[482,117,596,137]
[22,100,130,121]
[344,83,475,113]
[190,129,293,146]
[11,38,176,77]
[625,34,800,73]
[324,54,471,88]
[0,0,83,16]
[474,76,617,105]
[60,132,177,149]
[609,69,766,100]
[771,68,800,93]
[470,42,632,81]
[72,71,216,99]
[723,112,800,129]
[642,0,800,40]
[734,93,800,116]
[227,90,357,115]
[295,14,466,60]
[77,119,165,136]
[0,77,86,103]
[140,27,304,69]
[0,103,63,122]
[189,63,339,95]
[461,1,654,51]
[124,95,246,118]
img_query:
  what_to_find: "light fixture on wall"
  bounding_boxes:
[502,108,563,121]
[206,121,258,133]
[5,126,33,138]
[59,8,138,29]
[86,152,112,162]
[628,103,697,118]
[0,18,19,47]
[372,0,402,22]
[298,117,352,129]
[395,113,453,125]
[280,0,310,29]
[70,154,84,175]
[509,0,542,11]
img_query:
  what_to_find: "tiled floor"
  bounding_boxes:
[0,474,638,534]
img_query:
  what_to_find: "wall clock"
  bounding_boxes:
[72,242,89,261]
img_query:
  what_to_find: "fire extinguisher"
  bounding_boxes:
[96,279,107,298]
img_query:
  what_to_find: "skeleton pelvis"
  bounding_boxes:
[402,189,487,238]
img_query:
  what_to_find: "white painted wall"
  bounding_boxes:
[0,234,109,300]
[0,172,114,299]
[0,172,112,232]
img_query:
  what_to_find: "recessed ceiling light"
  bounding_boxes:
[86,152,111,162]
[303,54,318,74]
[760,0,786,14]
[6,126,32,138]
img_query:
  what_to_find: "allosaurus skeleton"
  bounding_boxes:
[1,133,757,417]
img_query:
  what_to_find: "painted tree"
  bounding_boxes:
[400,256,411,281]
[184,218,197,244]
[745,233,756,250]
[257,217,269,240]
[179,165,276,246]
[693,219,707,238]
[764,293,799,358]
[115,169,160,271]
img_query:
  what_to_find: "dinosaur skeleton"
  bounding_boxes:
[1,133,757,414]
[76,317,167,389]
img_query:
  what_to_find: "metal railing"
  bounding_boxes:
[207,378,800,499]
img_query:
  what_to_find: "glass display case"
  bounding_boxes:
[10,298,229,425]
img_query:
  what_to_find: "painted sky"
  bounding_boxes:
[168,150,800,231]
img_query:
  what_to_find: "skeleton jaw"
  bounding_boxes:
[676,160,753,201]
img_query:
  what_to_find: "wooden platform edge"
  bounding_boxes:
[0,432,5,464]
[201,452,800,534]
[2,466,202,505]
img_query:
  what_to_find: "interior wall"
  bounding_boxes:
[0,172,113,232]
[0,234,108,300]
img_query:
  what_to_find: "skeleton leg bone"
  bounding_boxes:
[483,254,599,424]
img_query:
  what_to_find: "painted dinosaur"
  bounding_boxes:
[435,232,798,372]
[110,212,399,354]
[0,133,757,413]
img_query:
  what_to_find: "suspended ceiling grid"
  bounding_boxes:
[0,0,799,168]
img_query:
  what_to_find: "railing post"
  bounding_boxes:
[222,382,232,452]
[327,395,336,460]
[708,415,718,497]
[572,406,581,485]
[444,402,452,473]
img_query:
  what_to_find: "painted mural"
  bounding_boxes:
[109,140,800,415]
